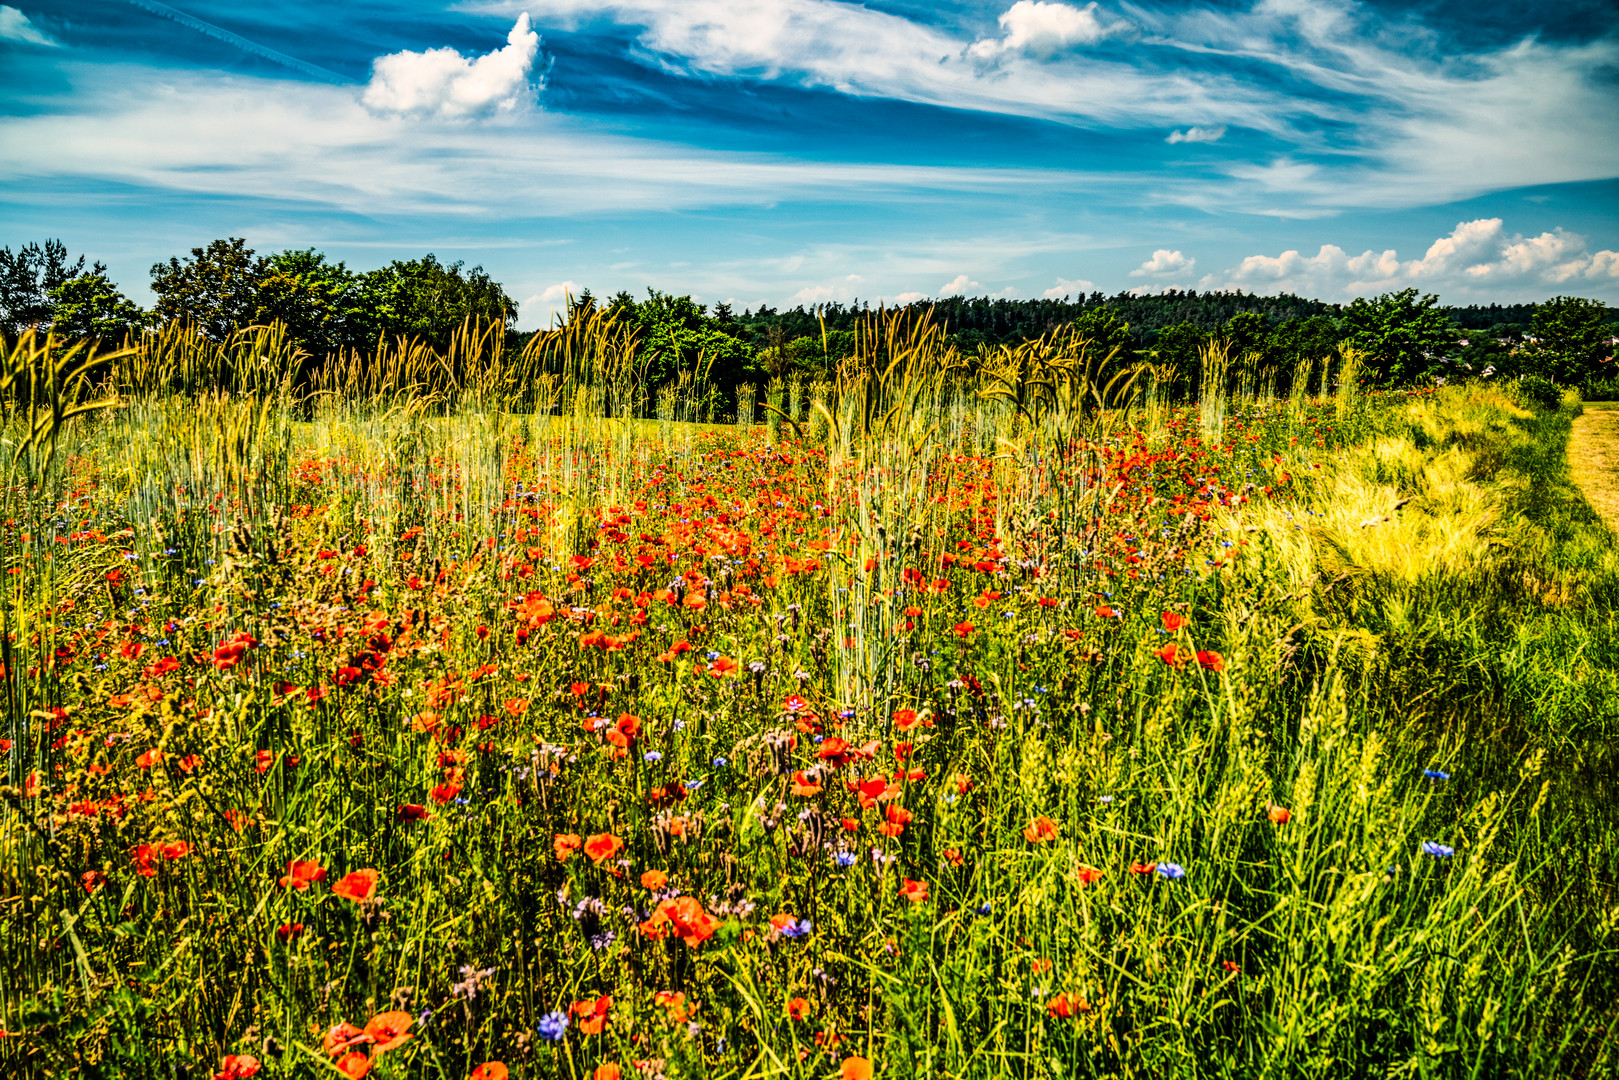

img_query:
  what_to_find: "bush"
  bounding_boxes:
[1581,374,1619,402]
[1511,373,1562,410]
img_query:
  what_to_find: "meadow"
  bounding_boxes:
[2,312,1617,1079]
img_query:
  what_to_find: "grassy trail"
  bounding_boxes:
[1570,401,1619,535]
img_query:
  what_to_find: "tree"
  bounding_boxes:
[1525,296,1618,385]
[149,238,269,339]
[1340,289,1457,384]
[352,255,517,349]
[48,274,146,342]
[254,249,359,359]
[612,290,758,412]
[0,239,102,338]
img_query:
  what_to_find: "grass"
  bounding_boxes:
[1,323,1617,1080]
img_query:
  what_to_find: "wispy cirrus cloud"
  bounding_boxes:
[0,4,57,47]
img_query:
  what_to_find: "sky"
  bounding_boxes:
[1,0,1616,328]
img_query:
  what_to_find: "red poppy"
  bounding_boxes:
[429,782,462,805]
[214,1055,262,1079]
[81,870,105,894]
[585,832,624,866]
[322,1021,371,1056]
[334,1052,371,1079]
[1268,805,1291,824]
[640,869,669,890]
[1075,864,1104,887]
[363,1011,414,1053]
[1222,959,1241,974]
[639,896,720,946]
[1129,861,1157,875]
[276,922,304,943]
[1023,816,1059,843]
[952,621,974,637]
[1046,993,1091,1018]
[397,803,432,823]
[785,996,812,1021]
[1160,612,1187,632]
[899,878,930,904]
[790,770,823,797]
[878,804,912,837]
[554,833,582,861]
[842,1056,874,1080]
[470,1065,509,1080]
[593,1066,621,1080]
[278,859,327,890]
[1156,642,1182,667]
[571,995,612,1034]
[160,841,190,860]
[332,869,379,903]
[136,748,163,769]
[1195,650,1225,672]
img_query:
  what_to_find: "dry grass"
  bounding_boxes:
[1570,401,1619,536]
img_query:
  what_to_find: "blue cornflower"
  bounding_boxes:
[644,751,663,763]
[977,903,993,915]
[1423,768,1451,781]
[781,918,813,939]
[712,757,728,768]
[1421,841,1454,858]
[1156,862,1186,881]
[684,779,704,791]
[538,1011,569,1040]
[833,851,858,868]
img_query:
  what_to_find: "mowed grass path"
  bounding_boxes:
[1570,401,1619,535]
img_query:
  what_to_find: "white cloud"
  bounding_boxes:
[1166,125,1224,144]
[939,273,980,296]
[1204,218,1619,301]
[1130,249,1195,278]
[892,291,928,304]
[523,280,582,326]
[968,2,1118,60]
[0,5,56,46]
[362,14,541,119]
[1043,275,1094,298]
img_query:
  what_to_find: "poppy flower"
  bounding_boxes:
[276,922,304,943]
[639,896,721,947]
[81,870,105,894]
[841,1057,874,1080]
[641,869,669,890]
[214,1055,261,1079]
[429,782,462,805]
[899,878,930,904]
[1160,612,1187,632]
[1222,959,1241,974]
[1195,650,1225,672]
[790,771,823,797]
[334,1052,372,1079]
[1075,864,1104,886]
[363,1011,414,1053]
[571,995,612,1034]
[278,860,327,890]
[654,990,693,1022]
[952,621,974,637]
[593,1067,621,1080]
[1022,816,1059,844]
[1129,861,1157,875]
[785,996,812,1021]
[323,1022,372,1055]
[1268,805,1291,824]
[332,869,379,903]
[1094,605,1116,619]
[470,1064,509,1080]
[584,832,624,866]
[1156,643,1182,667]
[1046,993,1091,1019]
[160,841,191,860]
[397,803,432,823]
[878,804,912,837]
[554,833,582,861]
[136,748,163,769]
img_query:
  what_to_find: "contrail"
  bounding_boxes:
[120,0,350,84]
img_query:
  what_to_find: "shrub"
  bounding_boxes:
[1511,373,1562,410]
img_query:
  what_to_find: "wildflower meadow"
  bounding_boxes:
[3,310,1617,1080]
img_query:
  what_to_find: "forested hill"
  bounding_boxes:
[730,290,1551,348]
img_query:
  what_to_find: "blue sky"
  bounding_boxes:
[1,0,1616,327]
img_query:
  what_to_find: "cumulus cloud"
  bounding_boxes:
[968,2,1118,60]
[1130,249,1194,278]
[1166,125,1224,144]
[939,273,981,296]
[362,14,541,119]
[892,291,928,304]
[523,281,582,326]
[1204,219,1619,301]
[0,5,56,46]
[1043,275,1095,298]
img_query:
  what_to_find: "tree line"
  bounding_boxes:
[3,237,1616,397]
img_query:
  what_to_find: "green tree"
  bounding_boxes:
[255,249,359,359]
[0,239,102,337]
[47,273,146,342]
[352,255,516,349]
[149,238,268,339]
[611,290,758,412]
[1340,289,1457,384]
[1524,296,1618,385]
